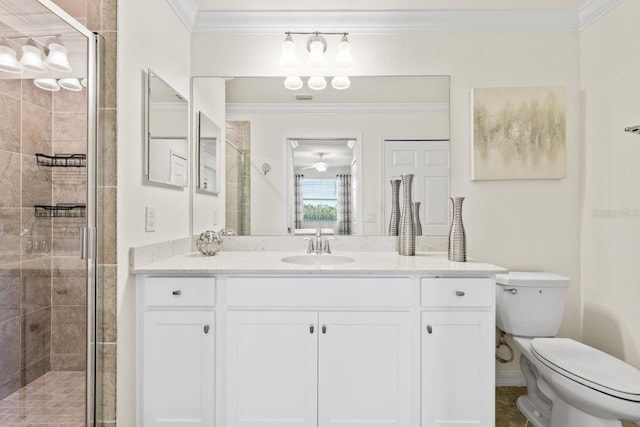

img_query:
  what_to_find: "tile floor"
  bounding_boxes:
[0,371,85,426]
[496,387,637,427]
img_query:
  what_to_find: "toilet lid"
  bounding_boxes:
[531,338,640,402]
[495,272,570,288]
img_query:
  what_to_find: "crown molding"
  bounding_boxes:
[166,1,625,34]
[579,0,625,30]
[226,102,448,115]
[191,9,579,33]
[166,0,198,31]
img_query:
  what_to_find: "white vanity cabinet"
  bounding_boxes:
[224,277,412,427]
[420,278,495,427]
[137,276,216,427]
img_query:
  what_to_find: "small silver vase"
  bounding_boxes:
[413,202,422,236]
[388,179,401,236]
[398,174,416,256]
[448,196,466,262]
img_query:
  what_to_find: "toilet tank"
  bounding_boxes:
[495,272,570,337]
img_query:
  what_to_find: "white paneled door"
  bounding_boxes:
[142,311,215,426]
[421,311,494,426]
[383,139,450,235]
[226,311,319,427]
[318,312,411,427]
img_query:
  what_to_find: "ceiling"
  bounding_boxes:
[194,0,588,11]
[293,139,354,170]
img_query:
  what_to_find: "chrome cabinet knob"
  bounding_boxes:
[204,325,210,334]
[455,290,465,297]
[427,325,433,334]
[172,290,182,296]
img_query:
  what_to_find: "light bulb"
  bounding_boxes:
[308,76,326,91]
[59,78,83,91]
[34,78,60,91]
[334,35,353,70]
[331,76,351,90]
[44,43,71,72]
[284,76,303,90]
[306,35,326,70]
[20,43,46,73]
[0,45,22,74]
[279,34,299,70]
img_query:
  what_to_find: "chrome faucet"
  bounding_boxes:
[303,228,334,254]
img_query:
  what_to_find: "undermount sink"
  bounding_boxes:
[281,254,355,265]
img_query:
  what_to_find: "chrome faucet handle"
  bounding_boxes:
[303,237,314,254]
[323,237,335,254]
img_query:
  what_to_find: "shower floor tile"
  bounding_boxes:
[0,371,85,426]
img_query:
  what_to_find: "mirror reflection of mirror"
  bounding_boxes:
[290,138,361,236]
[197,112,221,194]
[146,70,189,187]
[190,75,450,236]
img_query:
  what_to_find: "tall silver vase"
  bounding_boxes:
[388,179,401,236]
[398,174,416,256]
[448,196,466,262]
[413,202,422,236]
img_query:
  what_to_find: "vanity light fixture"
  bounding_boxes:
[0,43,22,74]
[58,77,82,91]
[44,42,71,72]
[280,32,353,91]
[19,40,46,73]
[34,78,60,91]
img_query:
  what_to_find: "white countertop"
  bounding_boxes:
[130,250,507,276]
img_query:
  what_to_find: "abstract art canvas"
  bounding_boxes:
[471,86,566,180]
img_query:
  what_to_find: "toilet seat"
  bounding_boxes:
[531,338,640,402]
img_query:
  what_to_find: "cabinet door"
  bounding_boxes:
[421,311,494,427]
[142,310,215,426]
[318,312,411,427]
[226,311,318,427]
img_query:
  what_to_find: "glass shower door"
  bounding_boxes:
[0,0,99,425]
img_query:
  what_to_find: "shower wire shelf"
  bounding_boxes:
[36,153,86,168]
[34,204,86,218]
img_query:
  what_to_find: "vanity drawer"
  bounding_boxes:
[226,277,411,308]
[421,278,493,308]
[143,276,216,307]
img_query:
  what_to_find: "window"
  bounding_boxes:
[302,179,337,222]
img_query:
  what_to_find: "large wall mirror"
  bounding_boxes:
[145,70,189,187]
[190,75,450,236]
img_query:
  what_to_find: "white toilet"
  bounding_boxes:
[495,272,640,427]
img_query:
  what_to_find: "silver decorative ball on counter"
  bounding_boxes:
[196,230,223,256]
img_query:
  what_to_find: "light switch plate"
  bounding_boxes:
[145,207,157,232]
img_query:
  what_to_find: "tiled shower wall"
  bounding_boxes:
[0,78,88,399]
[225,121,251,235]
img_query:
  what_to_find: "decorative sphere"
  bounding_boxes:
[196,230,223,256]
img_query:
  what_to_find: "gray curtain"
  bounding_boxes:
[294,174,304,230]
[336,174,352,235]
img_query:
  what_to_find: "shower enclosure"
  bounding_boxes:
[0,0,101,425]
[225,121,251,235]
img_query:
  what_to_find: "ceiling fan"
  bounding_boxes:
[301,153,329,172]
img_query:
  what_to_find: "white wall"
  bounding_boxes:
[194,32,583,375]
[580,0,640,369]
[226,109,447,234]
[117,0,192,423]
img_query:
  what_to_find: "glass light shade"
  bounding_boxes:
[279,37,299,70]
[0,45,22,74]
[34,78,60,91]
[331,76,351,90]
[307,76,327,91]
[20,44,46,73]
[315,162,328,172]
[284,76,303,90]
[334,37,353,70]
[44,43,71,72]
[307,40,326,70]
[80,78,87,87]
[59,78,82,91]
